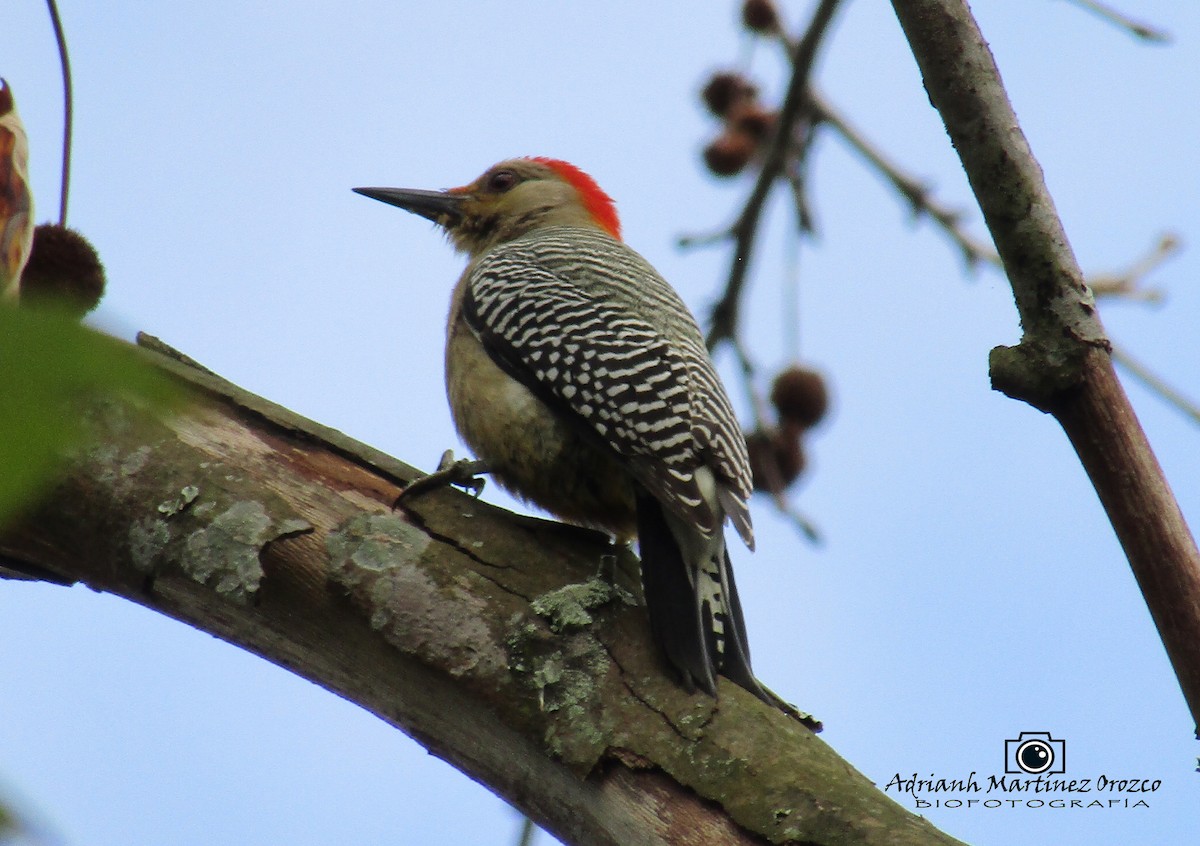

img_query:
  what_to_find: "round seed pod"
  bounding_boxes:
[20,223,106,317]
[747,426,806,492]
[771,365,829,430]
[703,130,757,177]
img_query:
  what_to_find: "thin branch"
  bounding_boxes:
[784,122,819,236]
[678,226,734,250]
[516,815,537,846]
[767,483,821,544]
[801,91,1191,435]
[730,335,769,432]
[817,90,1193,430]
[44,0,73,225]
[1088,232,1179,301]
[1111,344,1200,426]
[810,91,1000,270]
[1061,0,1171,43]
[706,0,846,351]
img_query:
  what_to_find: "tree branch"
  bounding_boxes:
[0,337,965,846]
[891,0,1200,735]
[706,0,846,351]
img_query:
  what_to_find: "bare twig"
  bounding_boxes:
[677,226,734,250]
[783,161,816,235]
[706,0,846,351]
[769,485,821,543]
[515,815,537,846]
[1061,0,1171,43]
[751,429,823,544]
[806,104,1191,428]
[815,94,1181,312]
[44,0,73,225]
[1088,233,1179,300]
[783,116,820,236]
[1111,344,1200,426]
[1080,235,1194,424]
[810,91,1000,270]
[765,96,1189,432]
[729,335,769,431]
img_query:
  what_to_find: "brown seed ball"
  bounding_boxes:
[729,102,777,143]
[703,131,757,177]
[770,365,829,430]
[742,0,781,34]
[701,71,757,119]
[19,223,107,318]
[747,426,806,492]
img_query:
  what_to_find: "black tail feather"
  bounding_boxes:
[635,492,779,705]
[636,492,717,695]
[712,544,765,697]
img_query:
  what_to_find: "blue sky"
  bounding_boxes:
[2,2,1198,844]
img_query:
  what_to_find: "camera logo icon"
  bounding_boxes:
[1004,732,1066,775]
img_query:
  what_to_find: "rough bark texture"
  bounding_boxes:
[891,0,1200,734]
[0,337,965,846]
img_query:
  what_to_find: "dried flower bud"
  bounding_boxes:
[747,426,806,492]
[771,365,829,430]
[742,0,781,35]
[703,131,757,177]
[701,71,757,119]
[20,223,106,317]
[730,102,777,143]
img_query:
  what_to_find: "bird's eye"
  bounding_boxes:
[487,169,518,192]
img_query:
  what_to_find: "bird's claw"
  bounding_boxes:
[395,450,490,507]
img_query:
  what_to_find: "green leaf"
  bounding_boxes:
[0,307,177,527]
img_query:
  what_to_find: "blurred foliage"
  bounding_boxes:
[0,307,177,529]
[0,797,26,845]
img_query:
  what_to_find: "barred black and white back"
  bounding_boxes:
[462,224,768,698]
[465,226,753,545]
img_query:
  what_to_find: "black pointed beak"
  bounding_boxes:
[353,186,465,227]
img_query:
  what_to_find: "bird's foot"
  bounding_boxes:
[395,450,490,507]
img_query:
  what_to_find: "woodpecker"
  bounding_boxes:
[355,157,774,704]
